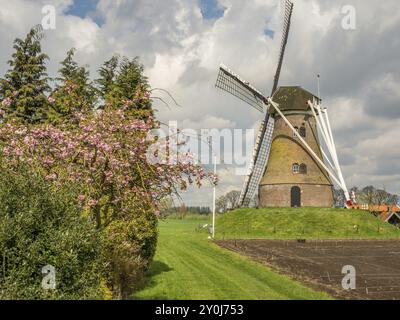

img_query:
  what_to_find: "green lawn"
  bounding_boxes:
[133,219,331,300]
[216,207,400,240]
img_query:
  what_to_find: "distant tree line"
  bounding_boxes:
[218,186,399,211]
[334,186,399,207]
[163,205,211,216]
[216,190,241,213]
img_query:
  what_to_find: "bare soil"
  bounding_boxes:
[216,239,400,300]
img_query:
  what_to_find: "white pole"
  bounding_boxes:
[212,154,216,239]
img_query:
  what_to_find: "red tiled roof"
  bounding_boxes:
[352,204,400,213]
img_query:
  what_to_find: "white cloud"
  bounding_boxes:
[63,18,100,53]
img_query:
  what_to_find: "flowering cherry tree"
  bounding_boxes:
[0,104,216,229]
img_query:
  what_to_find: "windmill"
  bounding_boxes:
[215,0,352,208]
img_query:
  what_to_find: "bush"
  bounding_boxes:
[102,209,158,299]
[0,168,104,299]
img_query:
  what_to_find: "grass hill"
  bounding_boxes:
[216,207,400,240]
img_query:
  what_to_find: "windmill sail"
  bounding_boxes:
[215,1,294,208]
[215,65,266,112]
[238,0,294,207]
[239,116,275,206]
[271,0,294,95]
[214,65,273,206]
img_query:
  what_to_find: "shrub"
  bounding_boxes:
[102,209,158,299]
[0,168,104,299]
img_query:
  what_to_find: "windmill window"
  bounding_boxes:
[292,163,300,174]
[300,163,307,174]
[299,126,306,138]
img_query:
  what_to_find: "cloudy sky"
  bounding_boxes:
[0,0,399,207]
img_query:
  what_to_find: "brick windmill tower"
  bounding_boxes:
[215,0,351,208]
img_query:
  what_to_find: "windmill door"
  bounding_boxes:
[291,186,301,207]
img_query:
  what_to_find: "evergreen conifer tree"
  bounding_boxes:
[0,25,50,123]
[96,56,152,118]
[48,48,96,123]
[96,55,119,102]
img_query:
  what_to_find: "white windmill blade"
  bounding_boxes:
[215,64,267,113]
[322,109,350,201]
[308,100,338,170]
[309,101,332,152]
[307,100,351,202]
[239,115,275,207]
[309,100,349,195]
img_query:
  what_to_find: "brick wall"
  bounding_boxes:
[259,183,334,207]
[259,112,334,207]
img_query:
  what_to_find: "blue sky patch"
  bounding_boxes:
[199,0,225,20]
[264,28,275,39]
[65,0,104,26]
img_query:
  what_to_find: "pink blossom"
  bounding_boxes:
[123,100,134,107]
[0,107,216,224]
[105,170,114,182]
[43,158,55,166]
[99,142,112,153]
[1,97,12,107]
[45,173,57,181]
[88,199,98,207]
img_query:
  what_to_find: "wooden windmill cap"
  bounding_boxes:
[271,86,319,114]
